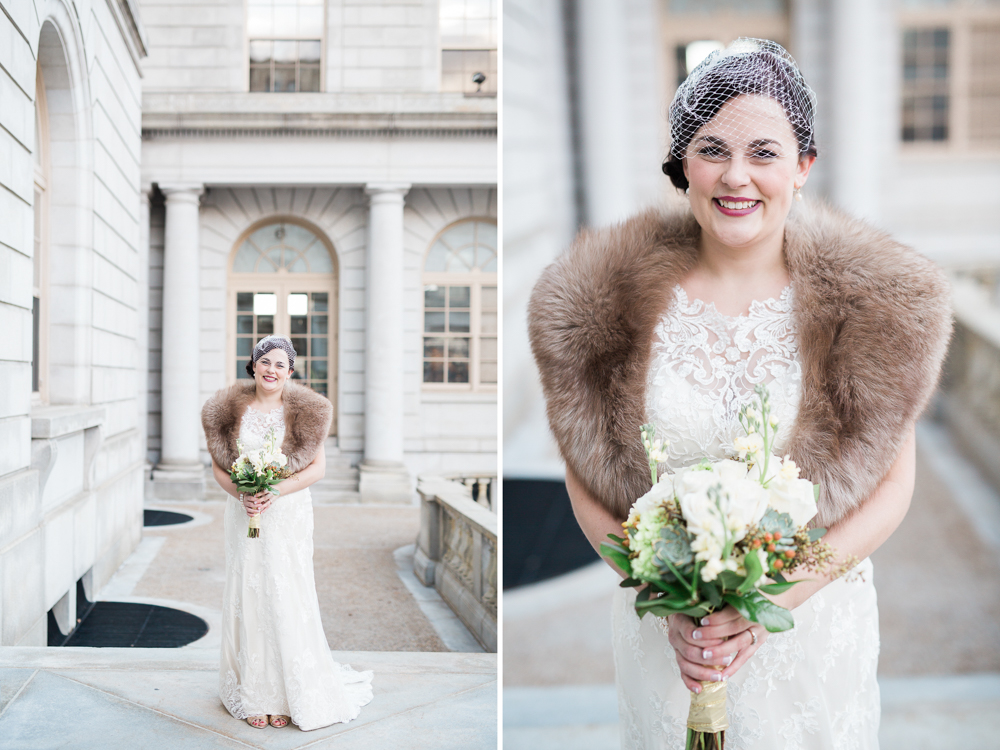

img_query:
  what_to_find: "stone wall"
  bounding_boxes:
[0,0,146,646]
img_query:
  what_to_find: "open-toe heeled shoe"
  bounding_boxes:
[269,715,290,728]
[246,715,269,728]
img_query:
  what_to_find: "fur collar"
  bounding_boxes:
[201,380,332,473]
[528,200,952,526]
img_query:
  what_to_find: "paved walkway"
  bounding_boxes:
[502,419,1000,748]
[0,499,495,747]
[0,647,496,749]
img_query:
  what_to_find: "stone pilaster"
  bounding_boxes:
[152,183,205,499]
[360,183,411,503]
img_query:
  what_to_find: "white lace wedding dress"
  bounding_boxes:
[613,286,880,749]
[219,406,374,731]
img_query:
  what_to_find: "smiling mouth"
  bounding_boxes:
[262,375,277,383]
[714,198,761,210]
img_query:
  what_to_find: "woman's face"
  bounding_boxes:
[253,347,292,394]
[683,94,815,252]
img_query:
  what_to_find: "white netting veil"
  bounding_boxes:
[664,38,817,190]
[247,334,297,377]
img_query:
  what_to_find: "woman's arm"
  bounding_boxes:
[272,448,326,497]
[565,465,630,577]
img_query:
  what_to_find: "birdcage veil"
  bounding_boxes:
[664,38,817,189]
[246,334,297,377]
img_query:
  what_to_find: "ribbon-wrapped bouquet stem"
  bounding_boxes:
[600,385,855,750]
[229,427,294,538]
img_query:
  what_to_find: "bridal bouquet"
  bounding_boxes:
[600,385,852,750]
[229,427,293,538]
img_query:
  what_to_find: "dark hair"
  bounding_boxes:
[663,43,817,191]
[246,335,296,378]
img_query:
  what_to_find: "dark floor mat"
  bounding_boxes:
[503,478,599,589]
[143,509,193,527]
[55,603,208,648]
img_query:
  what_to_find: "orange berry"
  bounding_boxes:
[784,550,795,559]
[767,543,776,552]
[764,533,773,542]
[774,532,782,541]
[773,559,785,570]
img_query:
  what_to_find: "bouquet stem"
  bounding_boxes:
[686,678,727,750]
[247,514,261,538]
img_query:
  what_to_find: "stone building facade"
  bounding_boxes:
[1,0,497,646]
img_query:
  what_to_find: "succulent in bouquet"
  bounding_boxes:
[600,385,854,750]
[229,427,294,538]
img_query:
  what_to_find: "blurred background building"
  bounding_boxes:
[503,0,1000,746]
[0,0,497,651]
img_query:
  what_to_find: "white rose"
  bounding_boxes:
[768,476,818,527]
[746,453,782,485]
[675,465,717,495]
[626,474,675,524]
[725,480,769,539]
[713,459,748,485]
[701,557,726,582]
[276,452,288,468]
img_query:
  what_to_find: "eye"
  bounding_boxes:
[750,149,780,161]
[697,145,728,160]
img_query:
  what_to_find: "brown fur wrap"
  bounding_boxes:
[201,381,332,472]
[528,201,953,527]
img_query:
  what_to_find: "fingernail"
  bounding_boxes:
[702,650,712,659]
[693,685,701,694]
[692,630,702,640]
[701,617,711,626]
[724,655,734,665]
[713,673,722,682]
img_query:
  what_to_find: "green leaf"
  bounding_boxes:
[670,602,713,618]
[600,540,630,557]
[738,550,765,594]
[601,547,633,576]
[808,528,827,542]
[702,581,723,609]
[771,571,787,583]
[636,587,652,603]
[758,580,800,594]
[814,483,820,502]
[716,570,744,591]
[651,581,688,599]
[743,591,795,632]
[619,577,642,588]
[722,593,753,621]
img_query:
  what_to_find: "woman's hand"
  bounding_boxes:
[240,491,274,518]
[666,605,768,692]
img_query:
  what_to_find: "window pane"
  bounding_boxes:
[237,359,251,379]
[480,361,497,384]
[249,40,273,63]
[311,292,328,312]
[291,337,308,356]
[448,337,469,358]
[424,361,444,382]
[449,311,470,332]
[424,337,445,358]
[481,285,497,309]
[290,315,307,334]
[311,315,328,334]
[303,241,332,271]
[237,292,254,311]
[480,336,497,360]
[311,337,328,357]
[274,65,297,92]
[249,66,271,92]
[449,286,470,308]
[309,382,327,397]
[257,315,274,334]
[448,361,469,383]
[425,286,446,308]
[290,369,303,380]
[310,360,328,380]
[299,40,321,62]
[425,311,446,332]
[299,65,319,91]
[481,311,497,334]
[288,293,308,315]
[254,293,277,315]
[237,337,253,356]
[237,315,254,334]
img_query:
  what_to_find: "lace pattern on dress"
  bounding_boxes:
[646,286,802,467]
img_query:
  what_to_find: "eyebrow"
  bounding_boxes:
[693,135,728,147]
[259,356,285,365]
[747,138,781,149]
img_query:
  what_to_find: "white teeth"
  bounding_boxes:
[718,199,758,210]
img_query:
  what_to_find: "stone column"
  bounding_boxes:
[152,183,205,499]
[829,0,889,222]
[575,0,634,226]
[360,183,411,503]
[138,185,151,477]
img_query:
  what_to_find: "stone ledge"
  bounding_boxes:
[30,405,104,439]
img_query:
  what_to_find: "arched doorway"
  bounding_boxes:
[227,217,338,434]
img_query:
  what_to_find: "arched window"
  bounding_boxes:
[32,63,50,401]
[228,220,338,423]
[422,219,497,390]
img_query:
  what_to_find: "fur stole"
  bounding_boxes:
[528,200,953,527]
[201,380,332,472]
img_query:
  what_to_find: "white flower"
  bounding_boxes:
[779,456,800,480]
[768,475,819,527]
[276,452,288,468]
[701,557,726,582]
[733,433,764,460]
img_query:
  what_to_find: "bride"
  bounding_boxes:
[528,40,951,748]
[201,334,373,730]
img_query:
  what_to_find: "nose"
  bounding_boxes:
[721,156,751,188]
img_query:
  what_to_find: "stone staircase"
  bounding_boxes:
[203,437,360,503]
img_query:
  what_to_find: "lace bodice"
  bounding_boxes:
[239,406,285,452]
[646,285,802,468]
